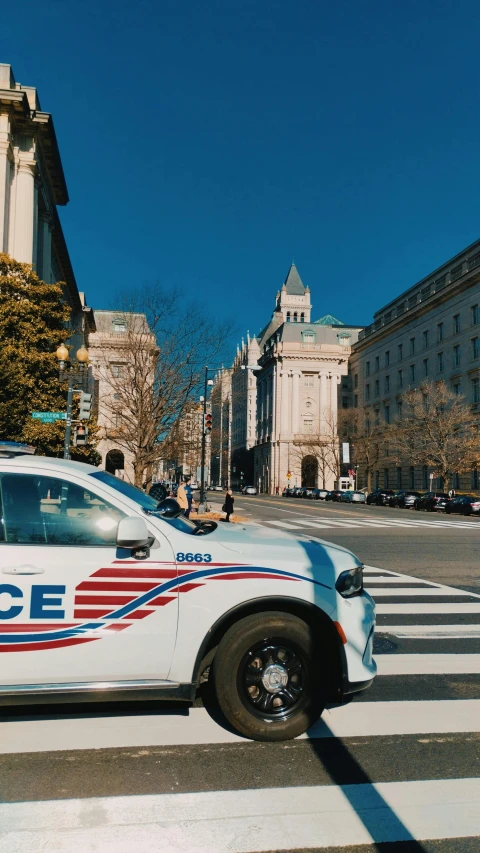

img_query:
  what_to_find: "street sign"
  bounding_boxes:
[31,412,66,423]
[286,472,292,480]
[342,442,350,463]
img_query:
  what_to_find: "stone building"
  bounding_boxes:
[349,239,480,492]
[231,264,362,493]
[88,310,156,482]
[230,336,259,489]
[210,368,232,488]
[0,63,85,349]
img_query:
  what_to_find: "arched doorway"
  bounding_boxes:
[301,455,318,487]
[105,449,125,476]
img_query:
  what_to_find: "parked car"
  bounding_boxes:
[388,490,421,508]
[414,491,448,511]
[366,488,395,506]
[340,490,366,503]
[295,487,308,498]
[303,488,314,498]
[242,485,258,495]
[445,495,480,516]
[309,488,329,500]
[325,490,343,502]
[283,486,295,497]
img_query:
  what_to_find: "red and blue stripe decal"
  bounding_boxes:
[0,562,328,652]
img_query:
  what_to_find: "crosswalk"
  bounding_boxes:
[263,512,480,531]
[0,566,479,852]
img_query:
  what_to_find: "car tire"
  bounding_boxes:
[414,502,420,510]
[212,612,326,742]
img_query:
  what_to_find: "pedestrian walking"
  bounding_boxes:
[176,478,189,516]
[184,477,194,518]
[448,488,456,499]
[223,489,234,522]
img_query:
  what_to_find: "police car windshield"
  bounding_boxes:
[90,471,159,511]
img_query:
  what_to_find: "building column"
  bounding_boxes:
[281,371,290,435]
[330,373,339,424]
[12,154,36,263]
[0,116,12,253]
[291,371,300,434]
[319,372,328,432]
[38,211,52,282]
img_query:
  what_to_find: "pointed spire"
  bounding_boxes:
[283,262,305,295]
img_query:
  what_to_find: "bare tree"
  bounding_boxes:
[97,285,234,488]
[389,381,480,490]
[340,409,385,492]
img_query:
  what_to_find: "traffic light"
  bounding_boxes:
[74,424,88,446]
[79,391,92,420]
[204,413,212,433]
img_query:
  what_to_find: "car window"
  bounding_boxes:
[0,473,126,546]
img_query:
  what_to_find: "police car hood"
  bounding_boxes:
[215,522,360,570]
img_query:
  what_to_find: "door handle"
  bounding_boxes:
[2,565,45,575]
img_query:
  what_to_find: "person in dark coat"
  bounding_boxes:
[224,489,234,522]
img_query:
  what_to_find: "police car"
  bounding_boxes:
[0,443,376,741]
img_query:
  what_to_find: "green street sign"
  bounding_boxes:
[31,411,67,423]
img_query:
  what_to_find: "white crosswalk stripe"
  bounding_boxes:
[262,513,480,531]
[1,563,479,852]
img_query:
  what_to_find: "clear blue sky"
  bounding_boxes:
[7,0,480,350]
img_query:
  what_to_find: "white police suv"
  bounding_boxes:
[0,443,376,741]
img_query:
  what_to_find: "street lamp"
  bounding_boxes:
[56,342,90,459]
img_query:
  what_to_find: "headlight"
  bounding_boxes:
[335,566,363,597]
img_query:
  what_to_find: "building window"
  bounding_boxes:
[304,418,313,434]
[472,337,480,360]
[114,413,122,428]
[437,322,444,342]
[113,318,127,333]
[423,358,429,377]
[302,331,315,344]
[374,379,380,397]
[472,470,479,490]
[366,361,370,377]
[286,312,291,323]
[300,312,305,323]
[384,405,390,424]
[365,384,370,401]
[111,363,124,378]
[409,466,415,488]
[423,330,429,349]
[472,305,479,326]
[354,394,358,408]
[384,468,389,488]
[385,375,390,392]
[397,399,403,418]
[385,350,390,367]
[398,369,403,388]
[453,382,461,396]
[397,467,402,489]
[398,343,403,361]
[342,396,348,409]
[338,333,351,346]
[293,312,298,322]
[409,337,415,355]
[437,352,444,373]
[422,465,429,489]
[354,373,358,389]
[304,374,314,386]
[472,377,480,404]
[409,364,416,384]
[375,356,380,372]
[374,471,380,489]
[453,314,460,334]
[453,472,460,490]
[365,417,371,434]
[453,344,461,367]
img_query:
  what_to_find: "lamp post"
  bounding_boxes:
[56,343,89,460]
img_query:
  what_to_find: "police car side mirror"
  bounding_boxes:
[116,517,150,549]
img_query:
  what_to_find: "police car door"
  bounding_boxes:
[0,470,178,687]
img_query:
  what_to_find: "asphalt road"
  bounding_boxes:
[231,493,480,593]
[1,503,479,852]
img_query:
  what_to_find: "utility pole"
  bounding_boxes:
[199,366,209,510]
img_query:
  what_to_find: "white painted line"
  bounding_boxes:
[2,698,480,755]
[375,624,480,638]
[370,587,473,597]
[1,778,479,852]
[364,577,439,585]
[376,602,480,614]
[263,520,303,529]
[376,653,480,675]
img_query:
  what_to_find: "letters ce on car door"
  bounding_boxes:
[0,471,178,686]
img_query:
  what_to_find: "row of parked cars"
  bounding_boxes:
[282,485,480,515]
[366,488,480,515]
[282,486,367,503]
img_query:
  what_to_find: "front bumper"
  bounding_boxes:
[335,589,377,695]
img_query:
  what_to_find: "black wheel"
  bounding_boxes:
[212,612,326,741]
[462,506,471,516]
[414,501,420,510]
